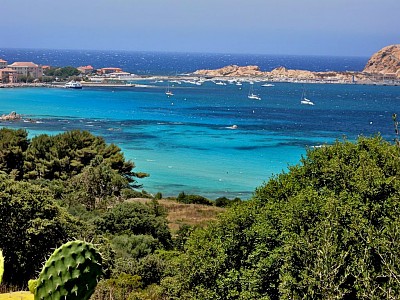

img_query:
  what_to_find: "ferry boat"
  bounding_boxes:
[64,81,82,89]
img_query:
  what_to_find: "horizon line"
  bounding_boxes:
[0,47,370,59]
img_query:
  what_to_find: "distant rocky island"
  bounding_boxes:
[193,45,400,85]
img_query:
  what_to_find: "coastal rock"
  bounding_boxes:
[268,67,316,79]
[192,47,400,84]
[0,111,21,121]
[194,65,264,77]
[363,44,400,77]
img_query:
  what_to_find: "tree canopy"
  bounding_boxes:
[0,175,85,286]
[43,66,80,78]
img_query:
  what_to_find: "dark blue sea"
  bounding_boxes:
[0,48,368,75]
[0,49,399,199]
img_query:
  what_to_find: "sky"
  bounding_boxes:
[2,0,399,57]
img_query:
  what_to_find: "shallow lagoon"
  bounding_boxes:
[0,82,399,198]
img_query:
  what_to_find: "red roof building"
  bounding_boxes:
[98,67,123,75]
[77,65,94,74]
[8,62,43,78]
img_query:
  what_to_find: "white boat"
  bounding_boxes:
[248,94,261,100]
[165,84,174,96]
[64,81,82,89]
[247,85,261,100]
[301,98,314,105]
[300,85,314,105]
[236,81,242,86]
[226,124,238,129]
[215,81,227,86]
[248,85,261,100]
[262,83,275,87]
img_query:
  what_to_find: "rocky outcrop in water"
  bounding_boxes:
[0,111,21,121]
[194,65,264,77]
[192,46,400,84]
[363,45,400,78]
[193,65,358,83]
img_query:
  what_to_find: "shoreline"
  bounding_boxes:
[0,73,399,89]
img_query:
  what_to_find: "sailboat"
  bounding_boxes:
[300,85,314,105]
[248,85,261,100]
[165,83,174,96]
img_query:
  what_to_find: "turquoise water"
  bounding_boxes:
[1,82,399,199]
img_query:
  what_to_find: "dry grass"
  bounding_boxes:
[128,198,225,233]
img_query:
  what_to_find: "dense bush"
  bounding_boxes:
[215,196,242,207]
[43,66,80,78]
[176,191,214,206]
[0,129,158,290]
[94,202,172,248]
[0,128,28,179]
[111,234,160,260]
[0,175,85,286]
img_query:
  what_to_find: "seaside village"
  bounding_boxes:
[0,58,137,86]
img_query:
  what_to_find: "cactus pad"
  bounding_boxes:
[0,248,4,284]
[35,240,102,300]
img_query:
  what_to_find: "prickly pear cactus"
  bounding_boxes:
[35,240,102,300]
[0,248,4,284]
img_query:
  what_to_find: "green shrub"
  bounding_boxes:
[176,192,213,206]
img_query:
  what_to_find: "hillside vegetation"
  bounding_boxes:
[0,128,399,299]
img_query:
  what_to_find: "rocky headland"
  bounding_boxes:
[193,45,400,85]
[363,44,400,76]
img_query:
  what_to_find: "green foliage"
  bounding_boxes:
[111,234,160,260]
[173,224,196,251]
[28,279,38,294]
[121,188,152,199]
[0,129,167,293]
[162,136,400,299]
[44,66,80,78]
[176,191,213,205]
[134,254,167,287]
[94,202,172,248]
[35,240,102,300]
[23,130,144,186]
[18,75,35,83]
[0,176,85,286]
[215,196,241,207]
[91,274,143,300]
[393,113,400,148]
[0,248,4,284]
[0,128,28,179]
[68,156,129,210]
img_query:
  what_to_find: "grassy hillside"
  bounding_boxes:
[128,198,225,233]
